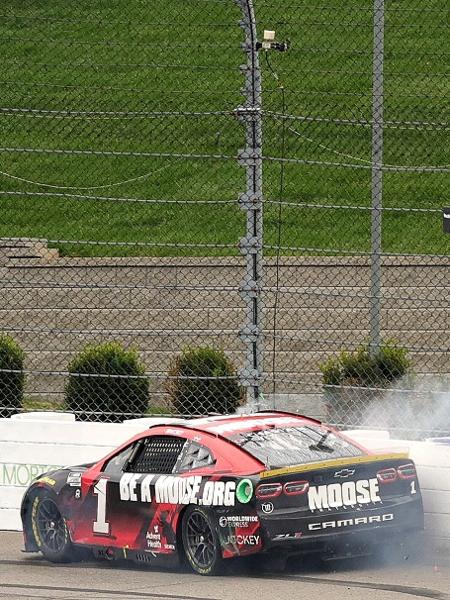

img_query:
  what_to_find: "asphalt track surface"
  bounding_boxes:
[1,532,450,600]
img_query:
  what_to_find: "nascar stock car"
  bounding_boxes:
[21,411,424,575]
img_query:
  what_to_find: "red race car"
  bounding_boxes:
[21,411,424,575]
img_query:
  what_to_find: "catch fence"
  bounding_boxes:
[0,0,448,436]
[257,0,449,436]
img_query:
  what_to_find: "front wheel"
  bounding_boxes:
[182,507,224,575]
[31,493,74,562]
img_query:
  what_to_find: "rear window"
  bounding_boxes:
[230,426,363,468]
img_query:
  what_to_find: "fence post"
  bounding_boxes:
[370,0,385,356]
[236,0,264,409]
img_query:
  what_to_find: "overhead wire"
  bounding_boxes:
[0,157,185,191]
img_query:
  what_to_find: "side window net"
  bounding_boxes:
[131,436,186,474]
[178,442,214,472]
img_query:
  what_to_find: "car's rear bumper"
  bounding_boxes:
[259,496,424,555]
[262,523,424,558]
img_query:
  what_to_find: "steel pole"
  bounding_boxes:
[236,0,264,409]
[370,0,385,356]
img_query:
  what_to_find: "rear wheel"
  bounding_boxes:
[31,493,74,563]
[182,507,224,575]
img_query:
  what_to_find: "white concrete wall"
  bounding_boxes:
[345,430,450,551]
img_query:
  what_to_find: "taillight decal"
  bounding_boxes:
[397,463,416,480]
[256,483,282,499]
[377,468,397,483]
[283,480,309,496]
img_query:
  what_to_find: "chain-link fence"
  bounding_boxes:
[0,0,448,436]
[0,0,253,420]
[258,0,450,437]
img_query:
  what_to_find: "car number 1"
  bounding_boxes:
[93,478,110,535]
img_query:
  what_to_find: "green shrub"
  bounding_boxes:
[320,340,411,428]
[320,340,410,387]
[167,346,245,416]
[0,334,25,418]
[65,342,149,422]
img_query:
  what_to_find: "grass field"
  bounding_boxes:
[0,0,449,256]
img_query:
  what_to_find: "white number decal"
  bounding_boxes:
[410,480,417,495]
[93,478,110,535]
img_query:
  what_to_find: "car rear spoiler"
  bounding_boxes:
[259,452,410,479]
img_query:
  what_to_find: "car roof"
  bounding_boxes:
[149,411,323,439]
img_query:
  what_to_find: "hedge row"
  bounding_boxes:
[1,335,410,423]
[0,336,244,421]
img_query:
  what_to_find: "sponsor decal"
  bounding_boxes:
[67,472,83,487]
[0,463,61,487]
[35,476,56,487]
[74,488,82,500]
[308,513,394,531]
[273,532,303,541]
[119,473,236,506]
[334,468,355,478]
[31,497,42,548]
[199,479,235,507]
[164,543,175,551]
[120,473,156,503]
[261,502,274,514]
[226,534,260,546]
[209,416,300,434]
[308,478,381,511]
[236,479,253,504]
[164,428,183,436]
[146,525,161,549]
[219,515,259,528]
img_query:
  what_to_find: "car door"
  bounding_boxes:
[69,440,138,547]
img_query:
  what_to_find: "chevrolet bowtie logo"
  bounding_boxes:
[334,468,356,478]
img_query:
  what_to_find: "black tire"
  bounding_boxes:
[181,506,224,575]
[30,493,74,563]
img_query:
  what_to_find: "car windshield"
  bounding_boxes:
[229,425,363,468]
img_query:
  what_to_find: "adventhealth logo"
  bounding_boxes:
[308,478,381,510]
